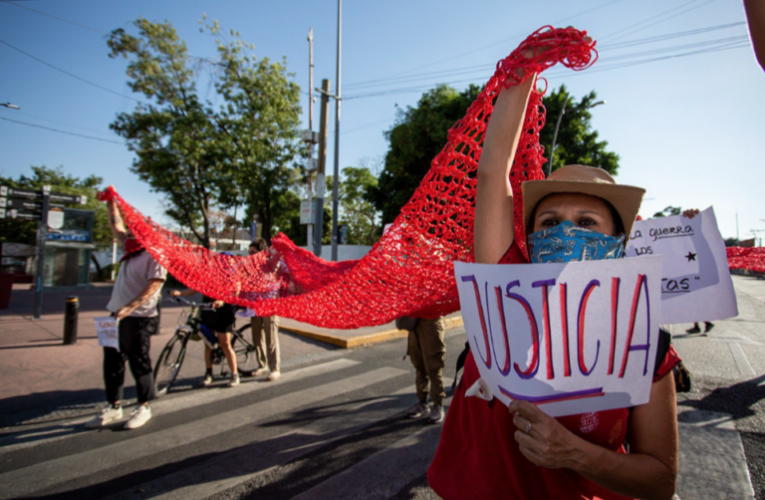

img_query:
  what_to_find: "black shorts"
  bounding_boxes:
[200,305,236,334]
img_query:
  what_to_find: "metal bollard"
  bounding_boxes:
[63,296,79,345]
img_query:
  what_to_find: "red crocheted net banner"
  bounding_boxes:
[727,247,765,274]
[98,27,615,328]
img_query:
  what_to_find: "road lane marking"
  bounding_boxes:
[728,342,756,377]
[0,366,406,499]
[114,386,418,500]
[292,422,442,500]
[0,358,360,452]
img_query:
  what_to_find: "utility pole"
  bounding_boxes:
[313,79,331,256]
[548,99,605,177]
[306,28,315,248]
[331,0,342,261]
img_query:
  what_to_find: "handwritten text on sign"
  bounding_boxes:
[454,256,662,417]
[625,207,737,324]
[94,316,119,351]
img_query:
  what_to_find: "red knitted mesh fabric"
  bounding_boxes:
[727,247,765,274]
[99,26,600,328]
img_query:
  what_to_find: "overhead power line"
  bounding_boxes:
[0,38,141,102]
[0,0,106,34]
[15,110,117,136]
[603,21,745,49]
[601,0,720,42]
[349,0,630,85]
[344,37,748,100]
[1,116,125,145]
[345,21,745,93]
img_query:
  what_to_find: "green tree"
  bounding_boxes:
[210,19,303,245]
[108,18,302,248]
[337,166,380,245]
[652,206,683,218]
[372,83,620,224]
[370,84,481,224]
[540,85,619,176]
[0,166,109,245]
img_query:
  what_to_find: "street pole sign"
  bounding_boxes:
[300,199,314,225]
[0,185,87,319]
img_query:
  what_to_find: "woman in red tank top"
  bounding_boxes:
[427,33,679,500]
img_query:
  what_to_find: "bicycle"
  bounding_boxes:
[153,295,258,397]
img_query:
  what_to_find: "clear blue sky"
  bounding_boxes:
[1,0,762,241]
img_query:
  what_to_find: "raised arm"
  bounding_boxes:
[107,197,128,247]
[474,76,536,264]
[474,29,593,264]
[745,0,765,71]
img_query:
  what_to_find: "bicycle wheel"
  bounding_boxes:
[154,333,189,397]
[232,323,259,377]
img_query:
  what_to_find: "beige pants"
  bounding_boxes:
[250,316,280,372]
[407,318,446,406]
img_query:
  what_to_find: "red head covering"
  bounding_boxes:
[121,237,145,262]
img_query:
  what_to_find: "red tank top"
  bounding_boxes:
[427,346,680,500]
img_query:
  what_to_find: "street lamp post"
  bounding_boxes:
[547,99,605,177]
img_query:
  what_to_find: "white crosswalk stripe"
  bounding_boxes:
[0,322,759,500]
[0,358,361,453]
[0,365,407,499]
[111,387,417,500]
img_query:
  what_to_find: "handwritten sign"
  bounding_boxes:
[626,207,737,324]
[454,256,662,417]
[94,317,119,351]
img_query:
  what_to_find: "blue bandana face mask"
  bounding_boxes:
[527,220,625,264]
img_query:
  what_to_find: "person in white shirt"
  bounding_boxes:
[85,195,167,430]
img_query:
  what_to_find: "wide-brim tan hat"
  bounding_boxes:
[521,164,645,238]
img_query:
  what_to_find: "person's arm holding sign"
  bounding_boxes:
[472,30,678,500]
[509,375,678,500]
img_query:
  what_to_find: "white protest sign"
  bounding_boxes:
[454,256,662,417]
[625,207,737,324]
[94,316,119,351]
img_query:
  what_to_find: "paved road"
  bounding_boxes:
[0,276,762,499]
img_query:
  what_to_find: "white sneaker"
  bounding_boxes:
[253,367,268,376]
[406,402,430,419]
[228,373,241,387]
[199,373,213,386]
[266,370,281,381]
[124,405,152,429]
[428,404,445,424]
[85,405,123,428]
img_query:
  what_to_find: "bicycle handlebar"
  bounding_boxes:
[165,295,214,310]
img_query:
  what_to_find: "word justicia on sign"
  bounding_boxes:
[454,257,663,417]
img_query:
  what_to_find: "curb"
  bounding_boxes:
[280,315,464,349]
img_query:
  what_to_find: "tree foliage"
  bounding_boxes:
[0,166,109,245]
[371,83,620,224]
[210,19,303,245]
[336,166,380,245]
[370,84,481,224]
[652,206,682,218]
[540,85,619,176]
[108,18,302,248]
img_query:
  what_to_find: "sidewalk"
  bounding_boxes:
[0,284,460,428]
